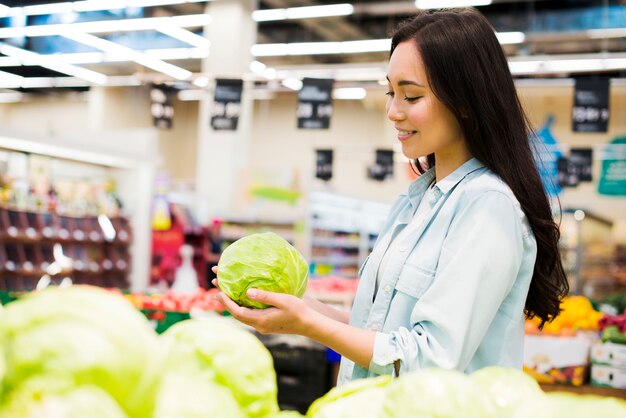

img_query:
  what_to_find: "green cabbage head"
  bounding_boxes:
[470,366,544,417]
[307,375,392,418]
[0,376,128,418]
[380,368,498,418]
[159,317,279,418]
[218,232,308,308]
[154,372,244,418]
[511,392,626,418]
[0,286,158,417]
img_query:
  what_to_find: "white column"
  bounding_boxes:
[195,0,256,223]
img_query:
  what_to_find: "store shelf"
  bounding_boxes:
[221,218,297,248]
[540,383,626,399]
[0,206,132,291]
[308,192,389,279]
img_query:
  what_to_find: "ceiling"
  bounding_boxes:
[0,0,625,98]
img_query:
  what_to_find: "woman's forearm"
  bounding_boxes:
[301,308,376,370]
[303,293,351,324]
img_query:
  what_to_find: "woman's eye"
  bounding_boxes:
[404,96,421,102]
[385,91,394,97]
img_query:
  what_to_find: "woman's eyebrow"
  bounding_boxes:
[385,76,424,88]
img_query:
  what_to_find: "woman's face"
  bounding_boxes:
[386,41,466,161]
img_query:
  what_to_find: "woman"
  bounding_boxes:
[215,8,568,385]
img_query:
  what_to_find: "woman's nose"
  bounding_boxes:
[387,102,405,121]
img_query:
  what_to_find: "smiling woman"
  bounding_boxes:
[216,6,569,387]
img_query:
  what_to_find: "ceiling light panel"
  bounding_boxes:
[62,32,192,80]
[0,15,212,39]
[3,1,208,17]
[0,42,108,84]
[252,4,353,22]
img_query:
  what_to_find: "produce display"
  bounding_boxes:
[525,295,603,336]
[0,286,284,418]
[217,232,308,309]
[309,366,626,418]
[1,286,625,417]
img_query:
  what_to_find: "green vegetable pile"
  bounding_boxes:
[307,366,626,418]
[1,285,626,418]
[217,232,309,308]
[0,286,284,418]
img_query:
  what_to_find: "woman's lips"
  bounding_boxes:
[397,130,416,141]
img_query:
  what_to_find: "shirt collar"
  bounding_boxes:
[407,168,436,210]
[435,157,485,194]
[406,158,485,209]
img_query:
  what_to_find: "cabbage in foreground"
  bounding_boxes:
[218,232,308,308]
[0,286,158,417]
[307,374,391,418]
[380,368,497,418]
[470,366,544,417]
[159,318,279,418]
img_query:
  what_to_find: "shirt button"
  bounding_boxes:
[371,324,378,331]
[399,246,406,252]
[384,285,392,293]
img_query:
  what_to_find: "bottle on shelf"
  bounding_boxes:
[171,244,199,294]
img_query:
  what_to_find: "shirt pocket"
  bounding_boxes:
[358,256,370,279]
[394,263,436,299]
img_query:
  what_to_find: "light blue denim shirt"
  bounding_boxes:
[337,158,537,385]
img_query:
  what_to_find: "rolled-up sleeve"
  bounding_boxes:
[369,191,527,374]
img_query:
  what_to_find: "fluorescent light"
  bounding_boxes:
[158,26,210,49]
[144,47,208,60]
[0,48,208,67]
[332,87,366,100]
[251,44,289,57]
[286,4,353,19]
[281,78,303,91]
[63,32,192,80]
[508,60,542,74]
[0,14,212,39]
[0,42,108,85]
[178,89,206,101]
[341,39,390,53]
[252,39,391,57]
[249,60,267,74]
[252,9,287,22]
[545,58,605,73]
[587,28,626,39]
[288,42,343,55]
[192,76,209,87]
[0,70,24,88]
[496,31,525,45]
[253,4,353,22]
[0,4,10,18]
[22,3,74,16]
[415,0,492,9]
[4,0,208,17]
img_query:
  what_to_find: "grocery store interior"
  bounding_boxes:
[1,0,626,415]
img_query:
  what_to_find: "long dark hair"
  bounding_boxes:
[391,8,568,327]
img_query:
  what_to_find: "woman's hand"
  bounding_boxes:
[215,287,312,335]
[211,267,312,335]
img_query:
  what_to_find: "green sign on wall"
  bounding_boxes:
[598,136,626,196]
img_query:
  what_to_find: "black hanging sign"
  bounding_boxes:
[557,157,580,188]
[150,84,174,130]
[367,149,394,181]
[315,149,333,181]
[211,79,243,131]
[570,148,593,182]
[572,78,610,133]
[298,78,333,130]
